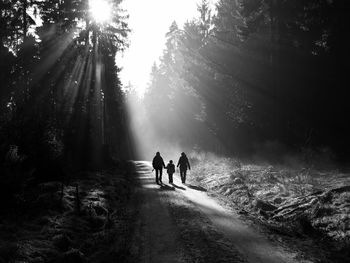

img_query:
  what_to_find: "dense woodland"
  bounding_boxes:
[1,0,349,202]
[0,0,131,173]
[1,1,350,261]
[140,0,350,165]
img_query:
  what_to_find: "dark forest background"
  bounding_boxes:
[129,0,350,166]
[0,0,131,175]
[1,1,350,261]
[1,0,350,177]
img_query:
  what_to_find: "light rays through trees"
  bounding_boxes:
[1,0,349,168]
[126,0,350,163]
[0,0,131,170]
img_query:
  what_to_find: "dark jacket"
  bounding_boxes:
[165,163,175,174]
[177,155,190,170]
[152,155,165,169]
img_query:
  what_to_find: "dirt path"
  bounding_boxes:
[134,161,183,263]
[133,161,310,263]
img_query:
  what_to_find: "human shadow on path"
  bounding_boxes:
[171,183,186,190]
[159,183,175,191]
[186,184,207,192]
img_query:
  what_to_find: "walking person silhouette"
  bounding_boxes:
[165,160,175,184]
[152,152,165,184]
[177,152,191,184]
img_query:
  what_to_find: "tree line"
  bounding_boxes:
[141,0,350,164]
[0,0,131,173]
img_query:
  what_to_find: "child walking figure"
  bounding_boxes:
[165,160,175,184]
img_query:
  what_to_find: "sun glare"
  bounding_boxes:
[117,0,212,96]
[89,0,112,23]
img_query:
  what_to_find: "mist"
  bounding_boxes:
[124,0,350,168]
[1,0,350,262]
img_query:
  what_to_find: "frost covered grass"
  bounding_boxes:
[0,163,137,263]
[188,151,350,260]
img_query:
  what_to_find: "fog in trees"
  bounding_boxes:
[132,0,350,167]
[1,0,350,262]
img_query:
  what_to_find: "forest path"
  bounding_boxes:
[133,161,183,263]
[133,161,309,263]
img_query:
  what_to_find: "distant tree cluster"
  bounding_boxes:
[143,0,350,162]
[0,0,130,175]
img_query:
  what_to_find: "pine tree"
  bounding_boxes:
[0,0,130,169]
[197,0,212,42]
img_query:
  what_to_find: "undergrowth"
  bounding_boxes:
[187,151,350,262]
[0,162,138,263]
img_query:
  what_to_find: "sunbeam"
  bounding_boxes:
[117,0,216,96]
[89,0,112,24]
[1,0,350,262]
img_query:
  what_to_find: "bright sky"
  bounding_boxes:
[117,0,215,95]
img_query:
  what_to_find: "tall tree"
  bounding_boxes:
[0,0,130,169]
[197,0,212,42]
[213,0,246,44]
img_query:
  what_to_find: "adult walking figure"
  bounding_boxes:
[152,152,165,184]
[177,152,191,184]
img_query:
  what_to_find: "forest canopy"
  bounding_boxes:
[139,0,350,164]
[1,0,350,169]
[0,0,131,170]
